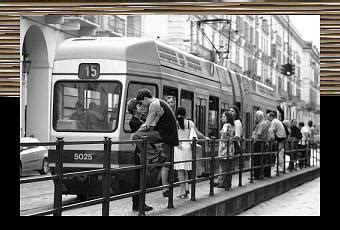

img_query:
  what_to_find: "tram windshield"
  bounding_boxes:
[53,81,122,132]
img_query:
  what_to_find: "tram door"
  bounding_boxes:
[195,97,207,135]
[244,112,252,153]
[195,97,207,172]
[208,96,219,139]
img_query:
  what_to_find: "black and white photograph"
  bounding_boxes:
[19,13,320,216]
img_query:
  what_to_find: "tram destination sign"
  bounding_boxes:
[78,63,100,79]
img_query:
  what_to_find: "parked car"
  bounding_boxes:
[20,137,49,177]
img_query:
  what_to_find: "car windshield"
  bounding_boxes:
[53,81,122,132]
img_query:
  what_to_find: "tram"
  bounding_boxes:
[48,37,279,200]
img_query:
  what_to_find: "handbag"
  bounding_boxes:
[188,121,198,141]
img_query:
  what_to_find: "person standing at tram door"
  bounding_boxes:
[127,98,153,212]
[252,110,270,179]
[131,88,179,198]
[173,106,195,198]
[228,106,243,167]
[215,111,235,189]
[290,119,302,171]
[307,120,315,167]
[267,112,287,173]
[298,122,310,169]
[166,95,176,112]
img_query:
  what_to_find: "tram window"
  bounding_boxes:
[208,96,219,138]
[235,102,241,114]
[180,90,194,120]
[53,81,122,132]
[163,86,178,112]
[123,82,158,133]
[195,98,207,135]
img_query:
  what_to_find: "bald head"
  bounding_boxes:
[255,110,264,122]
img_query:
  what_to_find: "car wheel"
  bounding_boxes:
[77,195,88,201]
[39,158,50,175]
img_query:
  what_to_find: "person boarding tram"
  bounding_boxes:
[131,88,179,198]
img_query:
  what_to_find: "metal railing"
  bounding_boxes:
[20,137,320,216]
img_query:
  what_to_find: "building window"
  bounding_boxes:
[236,48,240,65]
[255,30,259,48]
[108,16,126,36]
[250,26,254,44]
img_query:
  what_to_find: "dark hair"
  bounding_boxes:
[308,120,313,127]
[136,88,152,101]
[268,112,276,118]
[229,105,242,124]
[175,106,186,130]
[298,122,305,127]
[127,98,140,115]
[223,111,234,126]
[166,95,175,101]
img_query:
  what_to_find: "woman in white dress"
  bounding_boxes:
[174,106,196,198]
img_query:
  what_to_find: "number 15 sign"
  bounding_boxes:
[78,63,100,79]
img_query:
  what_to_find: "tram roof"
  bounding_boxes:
[55,37,208,64]
[55,37,275,97]
[55,37,160,64]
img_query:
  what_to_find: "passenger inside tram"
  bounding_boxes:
[87,101,104,130]
[70,101,86,130]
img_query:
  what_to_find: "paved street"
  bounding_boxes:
[238,177,320,216]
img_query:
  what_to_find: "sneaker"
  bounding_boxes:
[217,184,227,188]
[212,182,219,187]
[132,204,154,212]
[163,190,169,197]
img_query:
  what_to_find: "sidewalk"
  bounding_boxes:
[61,166,318,216]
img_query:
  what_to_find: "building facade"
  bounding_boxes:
[137,15,320,130]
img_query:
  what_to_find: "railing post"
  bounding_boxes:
[167,145,174,209]
[250,138,254,183]
[268,140,273,178]
[191,137,197,201]
[53,137,64,216]
[102,137,111,216]
[306,140,310,167]
[238,139,243,187]
[223,137,229,191]
[294,140,298,170]
[259,141,265,179]
[209,137,216,196]
[139,136,148,216]
[276,141,280,177]
[283,140,286,174]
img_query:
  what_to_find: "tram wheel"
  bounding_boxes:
[77,195,88,201]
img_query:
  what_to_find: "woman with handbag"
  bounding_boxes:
[173,106,197,198]
[216,111,235,190]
